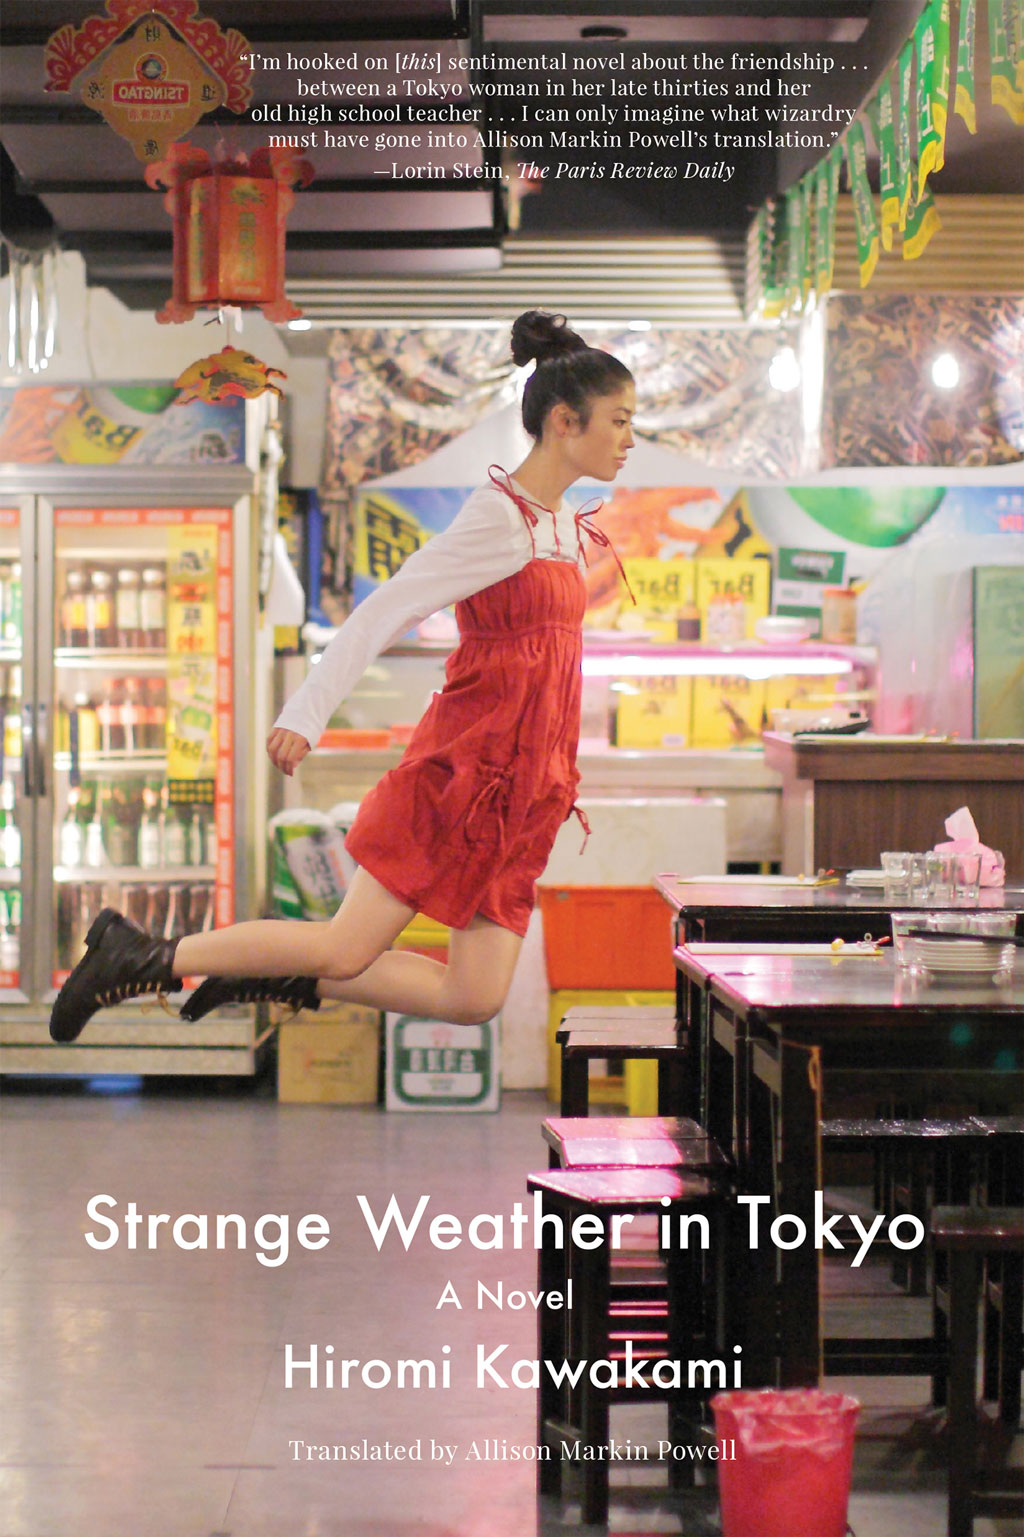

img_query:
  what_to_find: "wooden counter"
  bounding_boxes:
[762,733,1024,878]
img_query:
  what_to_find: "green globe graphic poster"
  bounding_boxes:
[787,488,946,547]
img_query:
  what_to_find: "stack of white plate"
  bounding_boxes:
[907,936,1015,980]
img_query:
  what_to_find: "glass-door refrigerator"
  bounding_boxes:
[0,465,268,1076]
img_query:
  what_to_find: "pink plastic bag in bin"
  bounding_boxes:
[932,807,1005,887]
[712,1389,860,1537]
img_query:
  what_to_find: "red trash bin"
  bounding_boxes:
[712,1389,860,1537]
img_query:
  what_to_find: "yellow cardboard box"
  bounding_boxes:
[691,675,766,748]
[623,557,695,640]
[277,1003,380,1104]
[615,675,692,748]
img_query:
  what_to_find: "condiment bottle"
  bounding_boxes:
[140,567,167,649]
[87,570,116,649]
[61,569,89,648]
[115,568,142,649]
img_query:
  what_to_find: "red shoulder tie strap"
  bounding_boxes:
[574,498,637,606]
[488,464,541,556]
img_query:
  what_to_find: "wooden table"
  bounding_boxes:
[654,872,1024,944]
[674,950,1024,1388]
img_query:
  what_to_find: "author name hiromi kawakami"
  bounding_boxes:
[288,1437,737,1465]
[283,1340,745,1392]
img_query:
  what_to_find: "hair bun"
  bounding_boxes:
[510,309,587,368]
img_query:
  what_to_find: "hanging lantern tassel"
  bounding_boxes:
[174,345,286,404]
[146,143,313,324]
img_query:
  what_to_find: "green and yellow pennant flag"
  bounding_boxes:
[813,145,843,297]
[904,182,942,260]
[784,181,807,310]
[754,202,788,320]
[866,83,900,251]
[989,0,1024,123]
[844,119,880,286]
[955,0,978,131]
[895,40,916,229]
[916,0,951,194]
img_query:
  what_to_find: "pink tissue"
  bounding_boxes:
[932,806,1006,887]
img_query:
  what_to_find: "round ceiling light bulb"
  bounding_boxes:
[931,351,961,389]
[768,346,801,392]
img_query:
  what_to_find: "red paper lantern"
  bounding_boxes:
[145,144,313,323]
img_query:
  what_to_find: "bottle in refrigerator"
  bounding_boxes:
[142,675,166,752]
[115,567,143,649]
[187,804,205,867]
[122,677,141,756]
[60,569,90,648]
[161,785,188,866]
[0,889,19,975]
[86,570,116,649]
[71,691,101,758]
[138,782,162,869]
[84,783,108,868]
[0,779,20,869]
[59,788,86,868]
[141,567,167,649]
[2,667,22,765]
[2,563,21,643]
[107,777,141,866]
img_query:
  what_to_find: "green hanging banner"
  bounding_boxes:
[755,200,788,320]
[955,0,978,132]
[783,184,802,311]
[813,146,842,296]
[896,40,916,229]
[845,119,880,286]
[903,182,943,260]
[915,0,951,195]
[867,84,901,250]
[990,0,1024,122]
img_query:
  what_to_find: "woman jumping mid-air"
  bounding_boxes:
[50,310,635,1044]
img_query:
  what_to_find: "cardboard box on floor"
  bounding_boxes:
[276,1002,381,1104]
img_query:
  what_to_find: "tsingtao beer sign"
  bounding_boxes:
[44,0,253,161]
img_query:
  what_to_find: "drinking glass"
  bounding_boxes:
[924,850,954,903]
[953,851,981,906]
[881,851,912,901]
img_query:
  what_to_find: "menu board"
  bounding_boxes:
[973,564,1024,738]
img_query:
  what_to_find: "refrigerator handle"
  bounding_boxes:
[35,702,48,799]
[22,703,35,797]
[22,703,47,798]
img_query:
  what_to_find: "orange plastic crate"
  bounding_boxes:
[538,886,676,990]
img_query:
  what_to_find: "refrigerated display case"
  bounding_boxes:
[0,466,269,1077]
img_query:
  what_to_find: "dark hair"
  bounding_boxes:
[511,309,633,439]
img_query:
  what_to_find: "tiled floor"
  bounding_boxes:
[0,1082,1019,1537]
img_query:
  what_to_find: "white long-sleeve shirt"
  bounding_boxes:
[273,477,586,749]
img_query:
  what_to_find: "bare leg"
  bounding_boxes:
[172,868,415,983]
[318,915,523,1026]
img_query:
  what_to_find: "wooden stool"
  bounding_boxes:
[557,1007,684,1116]
[822,1117,995,1296]
[931,1206,1024,1537]
[527,1166,729,1526]
[542,1114,725,1172]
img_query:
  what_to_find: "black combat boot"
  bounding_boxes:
[49,908,181,1043]
[180,975,320,1022]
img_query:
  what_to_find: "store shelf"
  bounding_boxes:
[54,864,215,883]
[0,868,21,885]
[0,644,22,663]
[53,751,170,773]
[55,649,168,670]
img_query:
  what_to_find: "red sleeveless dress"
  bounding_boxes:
[344,477,592,937]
